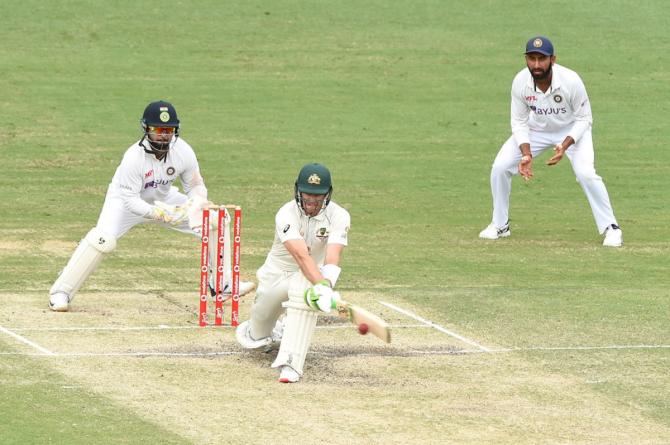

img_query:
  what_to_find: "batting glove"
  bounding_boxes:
[304,280,340,313]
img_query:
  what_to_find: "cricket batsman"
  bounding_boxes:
[235,163,350,383]
[49,100,253,311]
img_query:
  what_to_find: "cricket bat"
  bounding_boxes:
[334,299,392,343]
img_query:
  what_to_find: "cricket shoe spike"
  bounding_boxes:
[479,223,511,240]
[603,224,623,247]
[278,365,300,383]
[49,292,71,312]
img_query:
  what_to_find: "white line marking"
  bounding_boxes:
[379,301,492,352]
[0,351,240,357]
[1,344,668,358]
[0,325,55,355]
[9,325,207,332]
[495,344,670,352]
[6,324,427,332]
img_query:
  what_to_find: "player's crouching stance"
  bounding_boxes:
[479,36,622,247]
[49,100,253,312]
[236,163,350,383]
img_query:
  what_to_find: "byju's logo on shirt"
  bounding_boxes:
[529,106,567,115]
[144,179,172,189]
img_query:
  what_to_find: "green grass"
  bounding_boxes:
[1,0,669,443]
[0,348,187,444]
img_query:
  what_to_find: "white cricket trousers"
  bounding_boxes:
[248,262,295,339]
[488,128,618,234]
[96,187,197,239]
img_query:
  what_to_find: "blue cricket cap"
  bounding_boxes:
[525,36,554,56]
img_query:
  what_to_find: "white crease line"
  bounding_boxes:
[379,301,492,352]
[495,344,670,352]
[7,324,427,332]
[0,351,240,358]
[8,325,207,332]
[1,344,669,358]
[0,325,55,355]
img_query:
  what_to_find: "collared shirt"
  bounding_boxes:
[511,63,593,146]
[265,200,350,271]
[106,138,207,217]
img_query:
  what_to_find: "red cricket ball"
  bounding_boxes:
[358,323,369,335]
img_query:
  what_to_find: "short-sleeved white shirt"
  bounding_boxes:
[105,138,206,216]
[263,200,350,271]
[511,63,593,147]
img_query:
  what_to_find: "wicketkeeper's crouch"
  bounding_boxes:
[48,100,254,312]
[235,163,350,384]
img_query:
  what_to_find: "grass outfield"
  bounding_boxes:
[1,0,669,443]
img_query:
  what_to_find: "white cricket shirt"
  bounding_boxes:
[105,138,207,217]
[264,200,350,271]
[511,63,593,147]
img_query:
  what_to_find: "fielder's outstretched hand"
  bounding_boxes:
[518,155,533,181]
[547,144,566,165]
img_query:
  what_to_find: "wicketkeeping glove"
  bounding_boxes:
[152,201,189,225]
[304,280,340,313]
[186,196,216,233]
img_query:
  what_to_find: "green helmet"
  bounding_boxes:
[294,163,333,213]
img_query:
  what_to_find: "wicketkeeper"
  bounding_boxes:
[236,163,350,383]
[49,100,253,312]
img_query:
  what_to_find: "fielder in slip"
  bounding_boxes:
[49,100,253,312]
[236,163,351,383]
[479,36,622,247]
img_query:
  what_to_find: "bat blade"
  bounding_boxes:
[335,300,391,343]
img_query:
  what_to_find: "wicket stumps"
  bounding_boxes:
[198,205,242,327]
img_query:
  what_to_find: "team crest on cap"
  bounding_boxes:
[159,106,170,122]
[307,174,321,185]
[553,95,563,103]
[533,38,544,48]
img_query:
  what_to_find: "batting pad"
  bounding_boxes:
[50,227,116,298]
[271,273,317,374]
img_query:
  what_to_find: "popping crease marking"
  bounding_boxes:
[379,300,492,352]
[0,325,55,355]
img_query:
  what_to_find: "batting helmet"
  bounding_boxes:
[140,100,180,158]
[294,163,333,214]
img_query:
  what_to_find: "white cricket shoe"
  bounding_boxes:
[49,292,70,312]
[479,223,511,240]
[603,224,623,247]
[235,319,283,350]
[278,366,300,383]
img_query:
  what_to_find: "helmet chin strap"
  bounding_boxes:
[140,134,178,161]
